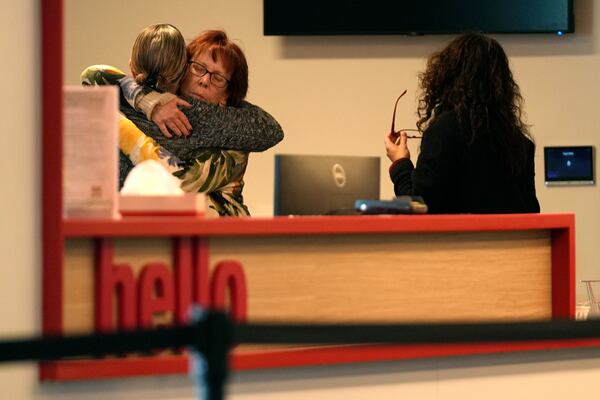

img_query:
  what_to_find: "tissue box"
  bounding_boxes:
[119,193,207,217]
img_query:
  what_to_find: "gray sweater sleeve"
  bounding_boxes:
[121,97,283,154]
[120,98,283,161]
[181,98,284,152]
[117,75,284,152]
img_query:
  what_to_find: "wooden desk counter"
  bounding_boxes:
[42,213,580,381]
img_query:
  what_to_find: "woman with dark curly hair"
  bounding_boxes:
[384,33,540,214]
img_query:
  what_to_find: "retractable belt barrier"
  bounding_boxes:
[3,313,600,400]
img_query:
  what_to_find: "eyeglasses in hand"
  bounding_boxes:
[188,61,230,88]
[390,90,422,140]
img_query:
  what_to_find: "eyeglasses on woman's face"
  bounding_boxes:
[188,61,230,88]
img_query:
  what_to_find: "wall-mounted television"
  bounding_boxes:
[264,0,574,36]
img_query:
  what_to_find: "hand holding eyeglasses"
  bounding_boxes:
[384,90,422,162]
[385,130,411,162]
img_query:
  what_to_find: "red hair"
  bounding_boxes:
[187,30,248,106]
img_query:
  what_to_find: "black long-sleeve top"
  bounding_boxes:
[390,111,540,214]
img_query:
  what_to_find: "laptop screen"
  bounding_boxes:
[274,154,380,215]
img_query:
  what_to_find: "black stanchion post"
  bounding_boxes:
[193,311,233,400]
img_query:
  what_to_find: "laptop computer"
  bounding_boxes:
[274,154,380,216]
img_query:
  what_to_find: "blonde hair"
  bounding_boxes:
[130,24,187,93]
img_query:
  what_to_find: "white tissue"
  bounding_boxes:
[121,159,184,196]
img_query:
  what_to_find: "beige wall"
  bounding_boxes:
[0,0,40,398]
[4,0,600,398]
[64,0,600,287]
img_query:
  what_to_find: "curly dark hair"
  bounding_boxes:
[417,33,532,175]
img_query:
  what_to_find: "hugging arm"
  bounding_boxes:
[134,86,284,151]
[116,74,283,151]
[81,65,143,108]
[82,66,177,121]
[81,65,182,171]
[83,65,284,152]
[180,99,284,152]
[122,86,284,152]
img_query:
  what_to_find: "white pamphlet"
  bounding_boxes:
[63,85,119,219]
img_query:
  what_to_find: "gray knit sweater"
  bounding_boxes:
[119,97,284,186]
[121,98,284,158]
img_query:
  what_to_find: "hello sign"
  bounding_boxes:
[95,238,247,332]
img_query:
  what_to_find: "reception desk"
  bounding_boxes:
[41,213,581,381]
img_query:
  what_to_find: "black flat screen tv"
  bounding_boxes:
[264,0,574,36]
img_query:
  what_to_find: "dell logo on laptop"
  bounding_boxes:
[332,163,346,187]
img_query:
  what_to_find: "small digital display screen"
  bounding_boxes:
[544,146,594,185]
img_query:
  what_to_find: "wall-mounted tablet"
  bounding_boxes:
[544,146,595,186]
